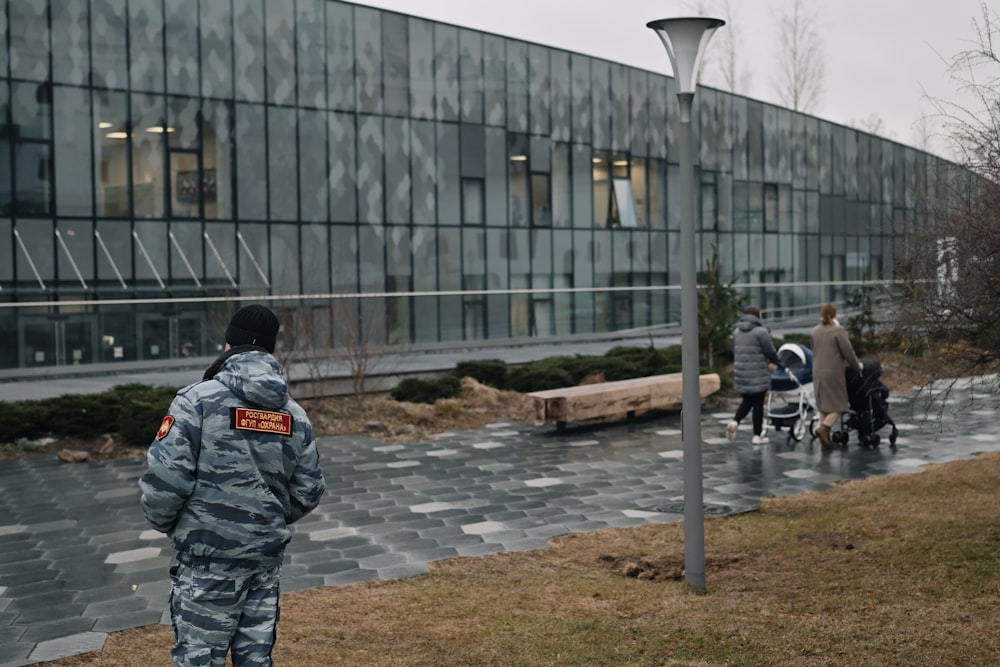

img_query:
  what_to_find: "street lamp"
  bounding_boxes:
[647,16,724,592]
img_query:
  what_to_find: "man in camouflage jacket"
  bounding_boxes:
[139,304,326,666]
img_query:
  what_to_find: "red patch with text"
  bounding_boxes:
[156,415,175,440]
[230,408,293,436]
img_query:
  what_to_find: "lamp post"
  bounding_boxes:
[647,16,724,592]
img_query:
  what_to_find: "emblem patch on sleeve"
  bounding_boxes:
[230,407,294,436]
[156,415,175,440]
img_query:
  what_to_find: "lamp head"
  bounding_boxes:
[646,17,725,94]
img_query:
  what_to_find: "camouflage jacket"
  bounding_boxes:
[139,347,326,568]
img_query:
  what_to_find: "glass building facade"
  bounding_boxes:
[0,0,959,372]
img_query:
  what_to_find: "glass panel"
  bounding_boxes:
[358,114,384,224]
[0,0,7,81]
[506,40,527,132]
[266,0,295,106]
[54,86,91,217]
[170,151,200,219]
[508,134,528,226]
[0,219,11,283]
[234,0,266,102]
[571,54,591,145]
[436,122,459,224]
[411,225,438,342]
[12,82,52,217]
[130,0,165,93]
[483,35,506,126]
[551,51,570,142]
[235,103,267,219]
[355,7,382,114]
[462,179,483,225]
[330,111,357,223]
[165,0,199,96]
[95,90,128,217]
[572,144,592,229]
[529,45,550,136]
[630,158,648,228]
[269,223,299,294]
[591,60,610,149]
[52,0,89,85]
[268,106,297,221]
[410,119,435,224]
[168,220,203,285]
[552,143,570,228]
[610,64,628,152]
[630,69,648,156]
[301,223,329,293]
[531,174,550,227]
[385,117,411,223]
[434,24,458,121]
[297,0,325,109]
[326,2,355,111]
[459,29,483,124]
[383,13,409,117]
[484,126,506,226]
[9,0,48,81]
[201,0,234,99]
[202,101,233,219]
[131,93,166,218]
[92,0,127,90]
[409,18,434,120]
[299,108,328,222]
[593,150,610,227]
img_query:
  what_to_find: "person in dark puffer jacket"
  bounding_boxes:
[726,305,781,444]
[140,304,325,667]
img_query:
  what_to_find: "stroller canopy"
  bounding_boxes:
[771,343,813,390]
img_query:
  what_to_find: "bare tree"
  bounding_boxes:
[894,3,1000,396]
[685,0,751,95]
[925,1,1000,182]
[848,113,895,140]
[771,0,826,113]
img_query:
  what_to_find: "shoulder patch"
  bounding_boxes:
[230,407,294,436]
[156,415,175,440]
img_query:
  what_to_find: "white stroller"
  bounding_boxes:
[766,343,818,443]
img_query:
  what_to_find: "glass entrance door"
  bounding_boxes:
[19,315,98,367]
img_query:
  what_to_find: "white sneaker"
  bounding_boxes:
[752,435,769,445]
[726,421,738,441]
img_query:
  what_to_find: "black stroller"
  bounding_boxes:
[831,357,899,448]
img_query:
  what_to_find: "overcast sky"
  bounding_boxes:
[352,0,989,157]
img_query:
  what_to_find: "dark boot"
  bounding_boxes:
[816,424,836,450]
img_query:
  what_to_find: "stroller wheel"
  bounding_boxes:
[790,417,807,441]
[833,429,849,446]
[889,428,898,446]
[870,433,881,447]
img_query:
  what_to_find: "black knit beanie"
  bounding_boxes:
[225,304,280,353]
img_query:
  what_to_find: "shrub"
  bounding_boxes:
[505,364,573,393]
[112,384,179,445]
[391,376,462,404]
[453,359,508,389]
[0,384,178,446]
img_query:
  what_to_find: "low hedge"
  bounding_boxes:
[0,383,179,446]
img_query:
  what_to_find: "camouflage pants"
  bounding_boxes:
[169,560,282,667]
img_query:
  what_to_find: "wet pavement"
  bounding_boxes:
[1,380,998,666]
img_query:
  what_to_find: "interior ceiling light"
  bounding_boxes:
[98,121,113,129]
[145,126,176,133]
[592,157,604,163]
[509,154,527,161]
[105,131,129,139]
[613,160,629,166]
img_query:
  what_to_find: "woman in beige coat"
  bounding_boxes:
[810,303,863,450]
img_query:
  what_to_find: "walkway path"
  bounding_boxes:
[0,382,994,666]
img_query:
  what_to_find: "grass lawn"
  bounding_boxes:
[46,450,1000,666]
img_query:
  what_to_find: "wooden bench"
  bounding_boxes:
[528,372,721,431]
